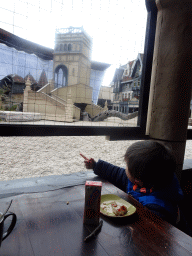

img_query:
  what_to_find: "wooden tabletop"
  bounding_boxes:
[0,181,192,256]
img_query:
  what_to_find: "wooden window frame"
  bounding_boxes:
[0,1,155,139]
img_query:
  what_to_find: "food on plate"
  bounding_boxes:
[112,204,127,216]
[101,200,128,216]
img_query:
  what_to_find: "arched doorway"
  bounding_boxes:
[54,65,68,88]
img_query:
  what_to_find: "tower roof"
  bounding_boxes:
[55,26,91,41]
[38,70,48,87]
[24,73,37,84]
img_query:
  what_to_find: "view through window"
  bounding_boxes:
[0,0,147,128]
[0,0,149,181]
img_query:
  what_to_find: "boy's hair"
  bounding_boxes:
[124,140,176,189]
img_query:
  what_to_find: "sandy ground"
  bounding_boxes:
[1,134,192,181]
[1,117,192,181]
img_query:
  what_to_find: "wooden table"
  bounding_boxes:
[0,180,192,256]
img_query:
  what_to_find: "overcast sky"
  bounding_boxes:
[0,0,148,85]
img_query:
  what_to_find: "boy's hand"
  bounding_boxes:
[80,153,96,169]
[84,158,96,169]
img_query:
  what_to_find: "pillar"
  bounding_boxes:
[104,100,108,111]
[66,88,73,122]
[23,77,32,112]
[146,0,192,181]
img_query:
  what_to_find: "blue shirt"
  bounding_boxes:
[127,174,183,222]
[94,159,184,224]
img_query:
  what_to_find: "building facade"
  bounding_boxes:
[54,27,92,88]
[111,53,143,114]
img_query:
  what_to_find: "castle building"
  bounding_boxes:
[0,27,110,121]
[51,27,110,110]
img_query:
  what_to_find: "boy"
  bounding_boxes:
[83,140,191,235]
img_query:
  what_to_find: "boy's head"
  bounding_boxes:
[124,140,176,189]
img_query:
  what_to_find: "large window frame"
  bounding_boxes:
[0,1,156,139]
[1,1,191,139]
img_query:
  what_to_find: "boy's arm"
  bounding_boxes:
[93,160,128,193]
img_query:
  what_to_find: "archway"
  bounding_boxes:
[54,65,68,88]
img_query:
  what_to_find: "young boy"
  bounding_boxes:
[83,140,191,235]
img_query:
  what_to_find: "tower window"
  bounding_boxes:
[68,44,72,51]
[60,44,64,51]
[64,44,67,51]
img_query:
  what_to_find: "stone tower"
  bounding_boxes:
[53,27,92,88]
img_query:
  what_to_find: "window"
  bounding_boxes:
[68,44,72,51]
[60,44,64,51]
[0,0,158,141]
[64,44,67,51]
